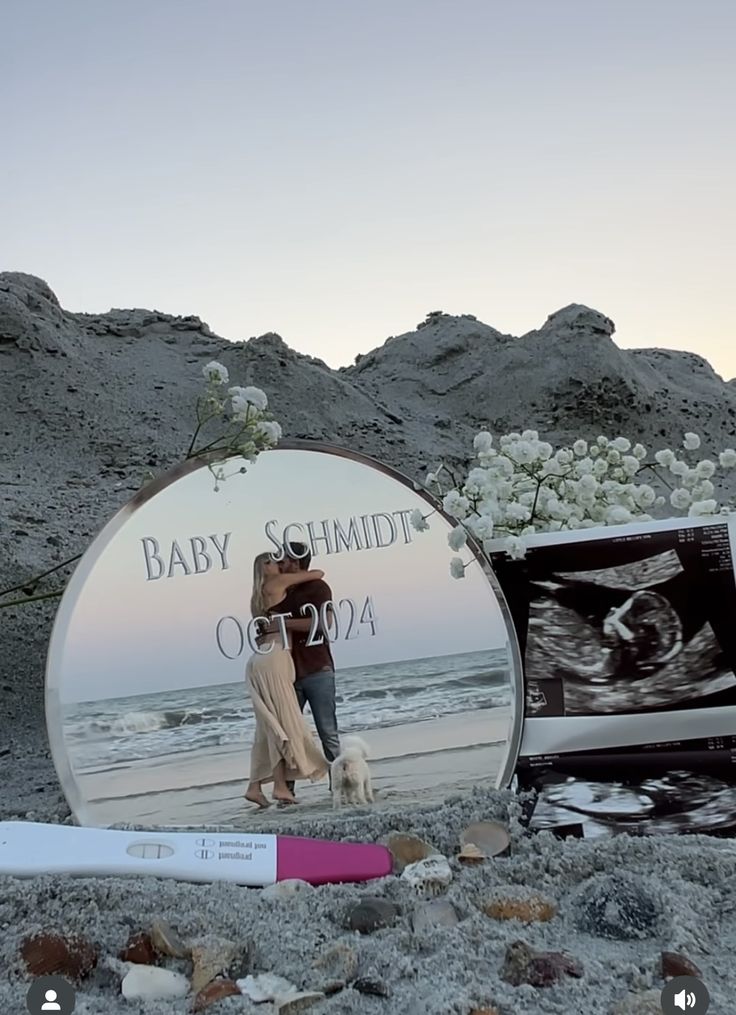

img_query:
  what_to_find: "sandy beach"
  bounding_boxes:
[70,709,512,827]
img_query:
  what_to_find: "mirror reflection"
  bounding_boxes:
[47,445,523,828]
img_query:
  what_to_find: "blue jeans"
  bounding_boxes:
[288,669,340,790]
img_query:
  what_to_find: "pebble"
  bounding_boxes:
[190,936,238,994]
[120,963,189,1000]
[276,991,325,1013]
[354,977,391,997]
[500,939,583,988]
[193,978,242,1012]
[386,832,439,872]
[262,879,315,900]
[661,951,702,978]
[611,989,663,1014]
[312,942,358,993]
[238,973,299,1002]
[401,855,453,898]
[460,820,511,859]
[483,888,558,924]
[573,874,661,940]
[119,931,157,965]
[20,931,98,981]
[412,898,460,932]
[347,897,400,934]
[150,918,190,958]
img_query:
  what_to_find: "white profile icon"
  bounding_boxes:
[41,989,61,1011]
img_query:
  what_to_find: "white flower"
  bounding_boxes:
[693,479,715,500]
[410,508,430,532]
[655,496,666,507]
[522,429,539,441]
[695,459,716,479]
[669,460,688,477]
[465,468,491,495]
[719,449,736,468]
[509,440,536,465]
[504,502,532,523]
[575,456,594,475]
[231,385,268,412]
[503,535,527,560]
[443,491,471,518]
[683,432,701,451]
[573,439,588,456]
[555,449,573,466]
[450,557,467,579]
[596,436,609,448]
[256,420,282,443]
[632,443,647,460]
[605,505,633,524]
[473,431,494,453]
[681,469,699,490]
[689,499,717,517]
[655,449,676,467]
[536,442,554,461]
[606,448,622,465]
[578,473,598,493]
[203,360,229,384]
[635,484,657,508]
[593,458,609,478]
[670,488,692,510]
[611,437,632,452]
[448,525,467,551]
[470,514,494,541]
[622,455,640,477]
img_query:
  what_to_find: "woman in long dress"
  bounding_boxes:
[244,552,329,808]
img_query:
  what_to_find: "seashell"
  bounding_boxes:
[386,832,439,872]
[262,878,315,900]
[460,821,510,858]
[401,854,452,898]
[312,941,358,994]
[661,951,701,979]
[193,978,241,1012]
[353,977,391,997]
[237,973,298,1003]
[501,939,582,987]
[190,936,238,994]
[275,991,325,1013]
[119,931,157,965]
[483,889,558,924]
[457,843,485,864]
[150,919,190,959]
[21,931,98,981]
[121,963,189,1000]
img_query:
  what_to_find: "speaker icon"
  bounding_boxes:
[674,989,697,1010]
[661,975,709,1015]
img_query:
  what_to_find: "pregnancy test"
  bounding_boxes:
[0,821,392,887]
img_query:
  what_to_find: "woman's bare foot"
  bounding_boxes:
[273,789,298,805]
[245,788,271,808]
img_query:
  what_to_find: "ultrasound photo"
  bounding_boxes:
[492,523,736,717]
[519,736,736,838]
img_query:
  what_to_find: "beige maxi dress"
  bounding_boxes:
[246,635,328,785]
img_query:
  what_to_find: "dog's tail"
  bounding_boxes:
[340,734,370,757]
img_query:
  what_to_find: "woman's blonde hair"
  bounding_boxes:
[250,552,277,618]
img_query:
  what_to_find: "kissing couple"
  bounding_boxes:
[244,541,340,808]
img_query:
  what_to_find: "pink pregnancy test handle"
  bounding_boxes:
[277,836,393,885]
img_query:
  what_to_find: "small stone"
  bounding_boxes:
[20,931,98,981]
[354,977,391,997]
[150,919,190,958]
[401,855,452,898]
[385,832,439,872]
[573,874,661,940]
[238,973,298,1002]
[457,843,485,865]
[500,939,583,988]
[313,942,358,993]
[483,889,558,924]
[190,936,238,994]
[412,898,460,932]
[347,897,400,934]
[611,989,663,1014]
[119,931,157,965]
[193,978,242,1012]
[275,991,325,1013]
[262,879,315,900]
[121,963,189,1000]
[460,821,511,858]
[661,951,702,979]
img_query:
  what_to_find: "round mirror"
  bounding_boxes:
[46,443,524,828]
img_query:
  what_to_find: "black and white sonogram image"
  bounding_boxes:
[492,522,736,717]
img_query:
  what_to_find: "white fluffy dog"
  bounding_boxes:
[330,735,373,809]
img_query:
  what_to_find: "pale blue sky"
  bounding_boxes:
[4,1,735,376]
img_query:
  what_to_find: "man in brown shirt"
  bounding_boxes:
[274,542,340,789]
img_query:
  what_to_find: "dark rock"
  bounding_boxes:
[573,874,662,940]
[346,897,400,934]
[354,977,391,997]
[661,951,702,979]
[500,940,583,988]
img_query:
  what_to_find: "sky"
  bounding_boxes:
[4,1,735,378]
[50,448,512,702]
